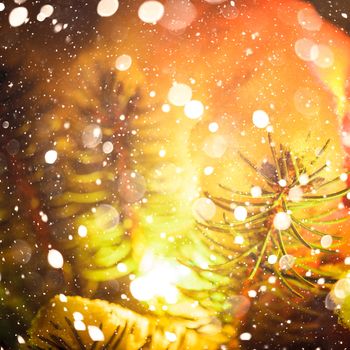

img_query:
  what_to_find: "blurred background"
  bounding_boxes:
[0,0,349,67]
[0,0,349,349]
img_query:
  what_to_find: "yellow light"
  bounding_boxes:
[129,253,191,305]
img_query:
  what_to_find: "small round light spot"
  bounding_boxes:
[273,212,291,231]
[288,186,303,202]
[102,141,114,154]
[17,336,25,344]
[78,225,88,238]
[138,1,164,24]
[168,83,192,106]
[268,255,278,264]
[115,54,132,71]
[74,320,86,331]
[208,122,219,133]
[184,100,204,119]
[204,166,214,175]
[162,104,171,113]
[44,150,57,164]
[48,249,64,269]
[165,331,177,343]
[279,254,296,270]
[299,173,309,185]
[234,235,244,245]
[278,179,287,187]
[250,186,262,198]
[252,110,270,128]
[340,173,348,182]
[234,206,247,221]
[88,325,105,341]
[97,0,119,17]
[117,262,128,273]
[240,332,252,341]
[40,4,54,18]
[320,235,332,249]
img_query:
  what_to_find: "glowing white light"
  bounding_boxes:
[37,13,45,21]
[318,278,325,285]
[130,277,154,301]
[115,54,132,71]
[59,294,67,302]
[184,100,204,119]
[240,332,252,341]
[320,235,332,248]
[295,38,319,61]
[102,141,114,154]
[234,206,247,221]
[97,0,119,17]
[17,336,25,344]
[48,249,64,269]
[78,225,87,238]
[334,278,350,300]
[138,1,164,24]
[130,255,188,304]
[192,197,216,221]
[234,235,244,245]
[340,173,348,182]
[130,273,179,304]
[44,150,57,164]
[279,254,295,270]
[168,83,192,106]
[0,3,4,12]
[248,290,257,298]
[287,186,303,202]
[74,320,86,331]
[278,179,287,187]
[299,173,309,185]
[165,331,177,342]
[208,122,219,133]
[162,104,171,113]
[273,212,291,231]
[88,326,105,341]
[73,312,84,321]
[117,262,128,273]
[250,186,262,198]
[40,4,54,18]
[204,166,214,175]
[252,110,269,128]
[267,255,277,264]
[297,8,322,31]
[9,7,28,27]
